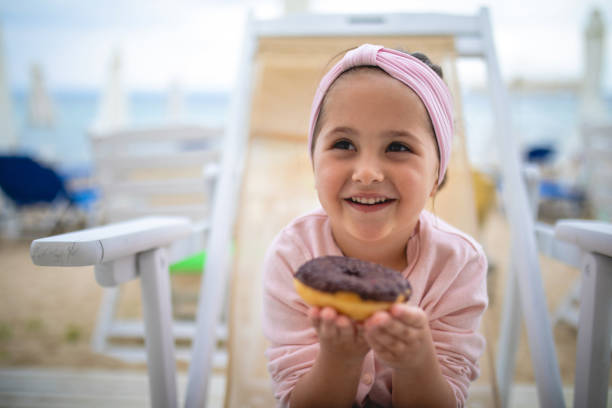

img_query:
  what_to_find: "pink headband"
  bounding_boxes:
[308,44,453,186]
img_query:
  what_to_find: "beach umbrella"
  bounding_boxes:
[27,63,55,129]
[91,50,128,133]
[578,8,611,221]
[0,23,17,151]
[580,8,608,121]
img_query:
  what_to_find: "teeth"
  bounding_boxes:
[350,197,388,205]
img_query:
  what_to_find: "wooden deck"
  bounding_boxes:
[2,366,606,407]
[0,367,225,408]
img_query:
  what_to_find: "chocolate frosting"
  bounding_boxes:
[295,256,411,302]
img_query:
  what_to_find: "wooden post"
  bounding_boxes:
[139,247,178,408]
[573,252,612,408]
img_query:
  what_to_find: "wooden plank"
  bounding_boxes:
[97,166,210,183]
[103,346,228,367]
[90,124,222,143]
[30,217,192,266]
[106,319,228,340]
[102,205,209,223]
[254,13,481,38]
[99,178,210,195]
[226,137,318,408]
[250,36,456,141]
[94,150,220,170]
[0,368,226,408]
[555,219,612,257]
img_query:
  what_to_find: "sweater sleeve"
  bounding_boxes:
[261,230,318,407]
[425,248,488,407]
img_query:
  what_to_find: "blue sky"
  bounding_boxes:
[1,0,611,93]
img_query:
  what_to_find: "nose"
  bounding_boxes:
[352,154,384,185]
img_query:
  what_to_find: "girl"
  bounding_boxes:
[262,44,488,408]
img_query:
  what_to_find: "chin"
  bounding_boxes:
[348,224,393,243]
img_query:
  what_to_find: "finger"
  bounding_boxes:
[364,322,388,347]
[321,306,337,321]
[391,304,427,328]
[376,328,404,350]
[355,325,369,347]
[319,307,338,339]
[364,310,390,330]
[335,315,354,341]
[365,329,398,356]
[308,307,321,327]
[363,316,388,345]
[377,316,410,341]
[365,310,410,343]
[356,323,365,338]
[373,331,406,359]
[308,306,321,318]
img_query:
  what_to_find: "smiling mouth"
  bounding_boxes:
[346,197,395,206]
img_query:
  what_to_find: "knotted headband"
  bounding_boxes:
[308,44,454,186]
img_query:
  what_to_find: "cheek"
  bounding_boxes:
[313,158,342,197]
[313,161,328,195]
[313,165,332,194]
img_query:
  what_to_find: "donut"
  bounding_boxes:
[293,256,411,320]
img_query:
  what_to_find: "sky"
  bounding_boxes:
[0,0,611,93]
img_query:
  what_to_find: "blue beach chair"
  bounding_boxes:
[0,154,97,236]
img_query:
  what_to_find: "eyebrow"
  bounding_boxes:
[326,126,426,147]
[327,126,357,136]
[382,130,425,146]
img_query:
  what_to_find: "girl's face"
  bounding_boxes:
[312,69,440,247]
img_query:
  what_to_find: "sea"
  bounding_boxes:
[8,88,612,172]
[10,90,230,169]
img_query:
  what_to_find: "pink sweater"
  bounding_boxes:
[262,207,488,407]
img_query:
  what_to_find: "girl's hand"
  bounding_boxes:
[309,306,370,363]
[363,304,434,371]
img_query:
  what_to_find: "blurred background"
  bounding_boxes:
[0,0,610,168]
[0,1,611,407]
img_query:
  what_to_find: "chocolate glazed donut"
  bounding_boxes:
[294,256,411,320]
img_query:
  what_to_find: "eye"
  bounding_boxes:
[387,142,411,153]
[332,139,355,151]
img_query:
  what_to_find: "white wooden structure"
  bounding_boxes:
[29,8,612,408]
[552,122,612,331]
[547,9,612,378]
[31,217,193,408]
[549,9,612,360]
[88,124,224,364]
[581,122,612,222]
[499,167,612,408]
[90,124,222,223]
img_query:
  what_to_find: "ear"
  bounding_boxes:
[429,182,438,198]
[429,167,440,197]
